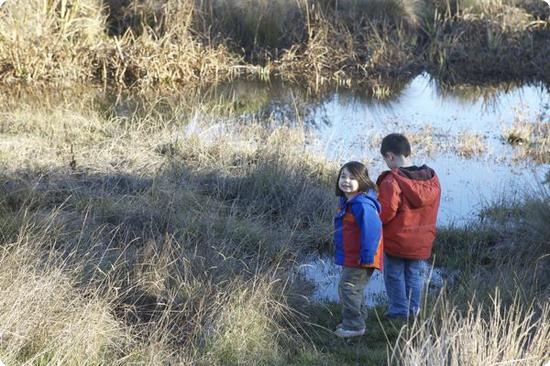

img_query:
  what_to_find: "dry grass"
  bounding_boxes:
[198,0,307,53]
[0,92,337,364]
[0,0,107,82]
[265,0,422,91]
[502,108,550,163]
[425,0,550,81]
[102,0,247,86]
[0,238,125,365]
[411,183,550,365]
[391,294,550,365]
[456,130,486,157]
[1,0,547,89]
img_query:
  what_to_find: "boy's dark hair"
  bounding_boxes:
[380,133,411,157]
[335,161,376,196]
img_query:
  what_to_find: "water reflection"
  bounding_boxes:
[303,74,549,224]
[2,74,548,224]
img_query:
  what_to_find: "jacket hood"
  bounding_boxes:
[340,189,381,213]
[378,165,440,208]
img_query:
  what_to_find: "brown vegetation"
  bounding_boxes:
[0,0,548,91]
[1,91,549,364]
[502,107,550,163]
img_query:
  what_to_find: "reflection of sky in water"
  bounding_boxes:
[306,74,550,225]
[310,74,549,134]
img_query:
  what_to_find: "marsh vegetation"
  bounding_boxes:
[0,83,549,364]
[1,0,549,365]
[0,0,549,91]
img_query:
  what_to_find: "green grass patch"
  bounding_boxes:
[290,303,407,366]
[433,225,502,270]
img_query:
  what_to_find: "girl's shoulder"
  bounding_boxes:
[350,192,381,212]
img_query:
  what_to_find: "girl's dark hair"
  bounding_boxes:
[335,161,376,196]
[380,133,411,157]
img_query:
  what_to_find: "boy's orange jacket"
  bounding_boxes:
[376,166,441,260]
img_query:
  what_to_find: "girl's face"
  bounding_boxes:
[338,167,360,197]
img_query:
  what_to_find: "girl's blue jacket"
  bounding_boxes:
[334,189,383,269]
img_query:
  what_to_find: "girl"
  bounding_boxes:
[333,161,383,338]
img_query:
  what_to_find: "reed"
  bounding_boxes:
[0,0,107,82]
[424,0,550,81]
[391,294,550,365]
[1,0,546,88]
[456,130,486,157]
[502,108,550,163]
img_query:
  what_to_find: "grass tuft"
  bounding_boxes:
[502,107,550,162]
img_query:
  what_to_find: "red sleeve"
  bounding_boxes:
[378,175,401,224]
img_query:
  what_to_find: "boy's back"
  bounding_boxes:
[377,133,441,319]
[376,165,440,260]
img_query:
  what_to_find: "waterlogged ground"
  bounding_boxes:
[304,74,550,225]
[205,73,550,225]
[5,74,548,307]
[296,256,451,307]
[101,75,549,306]
[237,73,549,305]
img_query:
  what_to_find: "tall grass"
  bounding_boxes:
[0,92,337,364]
[198,0,307,54]
[0,235,125,365]
[1,0,547,88]
[0,0,107,81]
[1,89,549,364]
[424,0,550,81]
[391,294,550,365]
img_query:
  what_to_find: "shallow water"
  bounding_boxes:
[215,74,547,225]
[303,74,550,225]
[296,256,452,307]
[274,74,548,305]
[200,74,550,224]
[4,74,547,226]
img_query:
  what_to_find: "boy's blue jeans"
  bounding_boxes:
[384,253,425,317]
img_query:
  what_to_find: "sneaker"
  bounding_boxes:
[335,327,365,338]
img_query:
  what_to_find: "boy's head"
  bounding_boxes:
[380,133,411,169]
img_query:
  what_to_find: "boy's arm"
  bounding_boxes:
[378,176,401,224]
[350,203,382,265]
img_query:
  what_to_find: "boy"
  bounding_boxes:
[376,133,441,319]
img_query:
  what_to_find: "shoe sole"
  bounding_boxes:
[335,329,366,338]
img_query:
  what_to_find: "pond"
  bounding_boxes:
[228,73,548,305]
[303,74,550,225]
[219,73,549,226]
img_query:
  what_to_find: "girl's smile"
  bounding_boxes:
[338,168,360,197]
